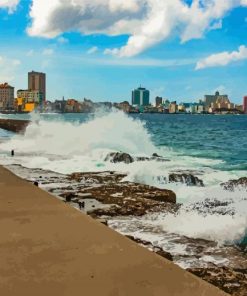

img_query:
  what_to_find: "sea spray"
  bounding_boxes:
[0,110,155,157]
[0,111,246,246]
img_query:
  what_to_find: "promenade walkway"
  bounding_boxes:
[0,166,228,296]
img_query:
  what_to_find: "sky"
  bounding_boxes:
[0,0,247,104]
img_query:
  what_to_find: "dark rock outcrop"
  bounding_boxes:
[169,173,204,187]
[67,171,176,217]
[125,235,173,261]
[221,177,247,191]
[104,152,134,164]
[188,267,247,296]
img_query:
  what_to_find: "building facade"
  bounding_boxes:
[204,91,229,109]
[243,96,247,114]
[0,83,14,111]
[132,87,150,106]
[155,96,163,107]
[169,101,177,113]
[17,90,43,104]
[28,71,46,101]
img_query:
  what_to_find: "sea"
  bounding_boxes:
[0,111,246,268]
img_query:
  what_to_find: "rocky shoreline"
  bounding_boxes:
[5,163,247,296]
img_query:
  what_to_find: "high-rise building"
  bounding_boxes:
[132,86,150,106]
[204,91,228,109]
[243,96,247,114]
[155,96,163,107]
[0,83,14,111]
[28,71,46,101]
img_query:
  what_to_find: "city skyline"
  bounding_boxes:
[1,1,247,103]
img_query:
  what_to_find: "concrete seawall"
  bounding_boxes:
[0,165,229,296]
[0,118,30,133]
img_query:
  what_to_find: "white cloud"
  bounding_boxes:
[196,45,247,70]
[0,0,19,12]
[87,46,99,54]
[42,48,54,56]
[26,0,247,57]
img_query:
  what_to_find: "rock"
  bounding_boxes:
[169,173,204,187]
[221,177,247,191]
[152,153,161,158]
[155,249,173,262]
[104,152,134,164]
[187,267,247,296]
[60,192,77,202]
[125,235,173,261]
[96,218,108,226]
[136,156,150,162]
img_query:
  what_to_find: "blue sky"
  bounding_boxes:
[0,0,247,104]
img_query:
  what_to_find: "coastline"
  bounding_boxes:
[0,165,228,296]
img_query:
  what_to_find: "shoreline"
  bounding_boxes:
[0,165,229,296]
[2,164,247,296]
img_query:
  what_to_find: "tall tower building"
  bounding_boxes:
[28,71,46,101]
[243,96,247,114]
[132,86,150,106]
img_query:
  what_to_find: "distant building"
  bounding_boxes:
[169,101,177,114]
[243,96,247,114]
[17,90,43,104]
[28,71,46,101]
[132,86,150,106]
[204,91,228,109]
[178,104,186,113]
[155,96,163,107]
[0,83,14,111]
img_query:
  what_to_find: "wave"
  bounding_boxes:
[0,110,246,245]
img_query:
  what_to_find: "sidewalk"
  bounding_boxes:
[0,166,228,296]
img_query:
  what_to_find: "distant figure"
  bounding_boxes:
[33,181,39,187]
[78,201,85,210]
[11,150,14,157]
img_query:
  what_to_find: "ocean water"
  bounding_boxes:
[0,111,246,247]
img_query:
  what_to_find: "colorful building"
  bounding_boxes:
[0,83,14,111]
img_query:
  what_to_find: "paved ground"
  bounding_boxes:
[0,166,229,296]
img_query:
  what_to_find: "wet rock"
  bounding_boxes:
[60,192,77,202]
[125,235,173,261]
[168,173,204,187]
[69,171,176,217]
[152,153,161,158]
[187,267,247,296]
[136,156,150,161]
[221,177,247,192]
[104,152,134,164]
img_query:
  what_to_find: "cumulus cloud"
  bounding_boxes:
[87,46,98,54]
[0,0,19,12]
[27,0,247,57]
[196,45,247,70]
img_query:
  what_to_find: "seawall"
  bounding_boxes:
[0,118,30,133]
[0,165,229,296]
